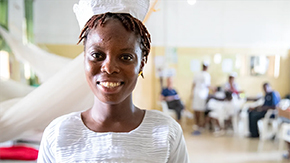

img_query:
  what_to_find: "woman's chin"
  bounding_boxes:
[95,94,129,105]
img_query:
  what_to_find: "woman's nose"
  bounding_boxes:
[101,57,120,74]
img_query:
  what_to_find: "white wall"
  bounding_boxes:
[34,0,79,44]
[32,0,290,49]
[146,0,290,49]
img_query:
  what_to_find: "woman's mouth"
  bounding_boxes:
[97,81,124,89]
[98,82,121,88]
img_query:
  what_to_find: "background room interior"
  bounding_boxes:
[0,0,290,162]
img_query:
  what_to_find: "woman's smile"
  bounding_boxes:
[97,81,125,94]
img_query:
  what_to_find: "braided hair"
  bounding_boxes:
[78,12,151,63]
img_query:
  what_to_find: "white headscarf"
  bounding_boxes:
[73,0,150,30]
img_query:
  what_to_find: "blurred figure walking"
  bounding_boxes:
[191,61,211,135]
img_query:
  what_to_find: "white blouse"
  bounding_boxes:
[37,110,189,163]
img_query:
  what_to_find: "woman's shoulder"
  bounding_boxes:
[44,112,82,133]
[144,110,182,132]
[145,110,174,120]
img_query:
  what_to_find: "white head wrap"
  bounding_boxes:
[73,0,150,30]
[229,72,237,78]
[202,61,210,67]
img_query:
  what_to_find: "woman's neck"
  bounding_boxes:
[81,95,145,132]
[92,95,136,121]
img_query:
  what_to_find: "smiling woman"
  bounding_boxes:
[81,13,149,105]
[37,0,189,163]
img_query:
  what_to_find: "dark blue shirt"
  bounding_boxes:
[161,88,178,97]
[263,91,280,107]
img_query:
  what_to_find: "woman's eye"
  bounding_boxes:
[121,55,133,61]
[92,53,104,60]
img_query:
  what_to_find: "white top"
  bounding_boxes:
[192,71,211,110]
[193,71,211,92]
[37,110,189,163]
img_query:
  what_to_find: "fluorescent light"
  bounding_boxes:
[187,0,196,5]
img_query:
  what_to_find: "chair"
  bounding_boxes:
[278,123,290,151]
[160,101,176,119]
[160,101,192,125]
[257,109,279,140]
[258,99,290,141]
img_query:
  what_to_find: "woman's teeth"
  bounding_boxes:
[99,82,121,88]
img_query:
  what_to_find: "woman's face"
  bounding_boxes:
[84,19,144,104]
[229,77,234,84]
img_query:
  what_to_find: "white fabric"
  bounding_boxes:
[0,98,22,117]
[0,26,72,82]
[38,110,189,163]
[192,71,211,111]
[208,99,238,120]
[0,78,35,102]
[0,54,94,142]
[214,91,225,99]
[73,0,150,30]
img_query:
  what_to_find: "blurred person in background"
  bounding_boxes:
[224,72,243,99]
[248,82,280,138]
[160,77,184,124]
[190,62,211,135]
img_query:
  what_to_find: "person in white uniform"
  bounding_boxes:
[37,0,189,162]
[190,62,211,134]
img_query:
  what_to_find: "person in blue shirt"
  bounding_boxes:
[160,77,184,123]
[248,82,280,138]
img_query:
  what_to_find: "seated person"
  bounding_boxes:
[248,82,280,138]
[224,73,243,99]
[207,91,235,135]
[206,86,225,103]
[160,77,184,123]
[214,86,226,99]
[204,86,225,129]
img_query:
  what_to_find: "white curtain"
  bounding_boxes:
[0,78,35,102]
[0,26,72,82]
[0,54,94,142]
[0,27,94,142]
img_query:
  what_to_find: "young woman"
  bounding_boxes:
[37,9,189,163]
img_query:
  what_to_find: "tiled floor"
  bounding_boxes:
[182,125,289,163]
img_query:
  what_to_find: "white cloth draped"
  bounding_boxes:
[0,78,35,102]
[0,54,94,142]
[0,26,95,142]
[0,26,72,82]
